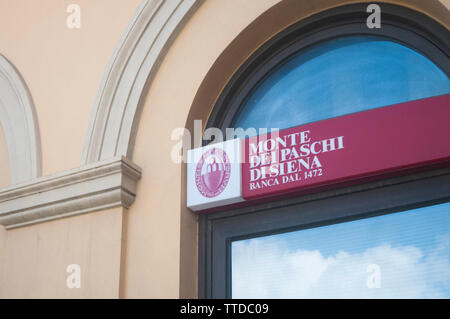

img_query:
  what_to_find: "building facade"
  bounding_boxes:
[0,0,449,298]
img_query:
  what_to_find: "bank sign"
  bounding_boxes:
[187,94,450,212]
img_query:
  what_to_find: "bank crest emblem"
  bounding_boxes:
[195,148,231,198]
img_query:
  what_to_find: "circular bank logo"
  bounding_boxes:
[195,148,231,198]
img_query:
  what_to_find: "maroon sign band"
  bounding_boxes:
[242,94,450,201]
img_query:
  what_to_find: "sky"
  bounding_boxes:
[231,36,450,299]
[232,202,450,298]
[234,36,450,132]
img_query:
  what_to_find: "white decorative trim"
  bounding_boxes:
[0,54,42,184]
[0,156,141,229]
[82,0,204,164]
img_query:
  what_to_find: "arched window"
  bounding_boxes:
[234,36,449,131]
[200,4,450,299]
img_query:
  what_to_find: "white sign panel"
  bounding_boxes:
[187,138,243,211]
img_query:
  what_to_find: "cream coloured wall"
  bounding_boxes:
[0,124,9,188]
[0,0,141,177]
[0,0,139,298]
[0,225,5,285]
[124,0,282,298]
[125,0,450,298]
[440,0,450,8]
[0,207,125,298]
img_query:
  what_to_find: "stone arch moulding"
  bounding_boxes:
[82,0,204,164]
[0,54,42,185]
[82,0,449,166]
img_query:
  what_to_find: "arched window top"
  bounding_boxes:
[201,3,450,299]
[233,36,450,130]
[0,54,41,184]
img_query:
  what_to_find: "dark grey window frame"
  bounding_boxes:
[205,3,450,132]
[200,169,450,298]
[198,3,450,299]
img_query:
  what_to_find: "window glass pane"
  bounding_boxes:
[231,202,450,298]
[233,36,450,131]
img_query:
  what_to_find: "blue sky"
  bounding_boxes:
[232,202,450,298]
[265,202,450,258]
[234,36,450,131]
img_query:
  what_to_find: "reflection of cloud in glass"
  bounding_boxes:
[232,234,450,299]
[234,36,450,131]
